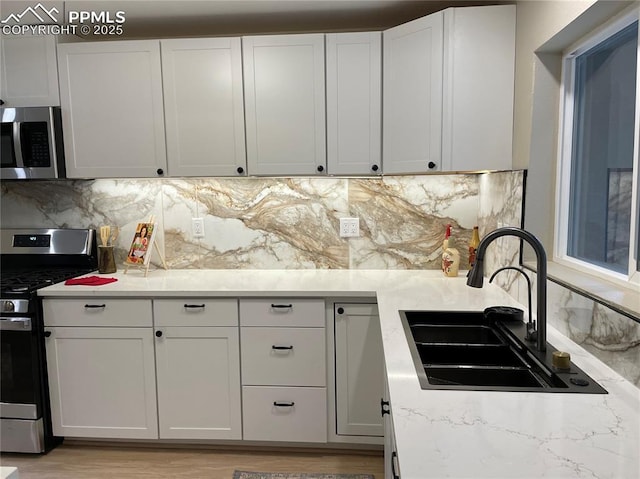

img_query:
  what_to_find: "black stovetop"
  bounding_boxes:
[1,267,96,296]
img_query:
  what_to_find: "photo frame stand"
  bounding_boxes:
[123,216,168,277]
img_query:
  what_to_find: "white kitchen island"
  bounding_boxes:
[38,269,640,479]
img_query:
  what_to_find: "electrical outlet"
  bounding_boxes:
[339,218,359,238]
[192,218,205,238]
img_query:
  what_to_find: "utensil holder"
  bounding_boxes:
[98,246,117,274]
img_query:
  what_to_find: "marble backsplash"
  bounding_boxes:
[1,172,512,270]
[2,169,638,387]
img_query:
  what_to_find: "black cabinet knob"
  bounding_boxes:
[0,99,4,106]
[428,161,437,169]
[156,168,164,176]
[44,331,52,338]
[155,330,163,338]
[316,165,324,173]
[236,166,244,174]
[336,307,344,315]
[371,164,379,172]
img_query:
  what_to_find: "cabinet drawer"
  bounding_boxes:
[239,299,324,327]
[241,327,325,386]
[242,386,327,443]
[43,299,152,327]
[153,299,238,327]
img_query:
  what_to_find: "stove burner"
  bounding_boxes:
[1,268,95,295]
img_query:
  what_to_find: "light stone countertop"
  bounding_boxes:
[38,269,640,479]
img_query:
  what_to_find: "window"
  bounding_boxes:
[557,9,640,282]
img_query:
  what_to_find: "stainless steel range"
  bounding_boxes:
[0,228,97,453]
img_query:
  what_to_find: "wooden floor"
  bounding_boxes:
[0,443,384,479]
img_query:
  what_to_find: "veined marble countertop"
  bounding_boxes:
[38,269,640,479]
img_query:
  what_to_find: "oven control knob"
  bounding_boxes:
[1,301,15,312]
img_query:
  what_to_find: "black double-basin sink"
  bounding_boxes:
[401,310,607,393]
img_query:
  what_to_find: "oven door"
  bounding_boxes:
[0,316,46,453]
[0,317,39,418]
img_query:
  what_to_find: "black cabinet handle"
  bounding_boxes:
[271,304,292,309]
[371,164,379,172]
[236,166,244,174]
[157,168,164,175]
[155,330,163,337]
[184,304,205,309]
[84,304,106,309]
[391,451,400,479]
[272,345,293,350]
[428,161,436,169]
[381,398,390,417]
[316,165,324,173]
[273,401,295,407]
[44,331,51,338]
[336,307,344,315]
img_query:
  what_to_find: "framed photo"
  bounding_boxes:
[125,222,156,266]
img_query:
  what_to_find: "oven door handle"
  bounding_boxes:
[0,317,32,331]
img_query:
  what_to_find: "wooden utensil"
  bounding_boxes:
[100,226,110,247]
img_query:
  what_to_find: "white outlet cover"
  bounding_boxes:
[192,218,205,238]
[339,218,359,238]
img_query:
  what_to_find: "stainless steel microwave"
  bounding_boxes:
[1,106,65,180]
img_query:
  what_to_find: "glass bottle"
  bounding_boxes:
[469,226,480,267]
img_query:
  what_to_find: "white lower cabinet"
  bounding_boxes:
[334,303,384,437]
[242,386,327,443]
[44,326,158,439]
[383,374,400,479]
[153,299,241,440]
[155,326,241,439]
[240,298,327,443]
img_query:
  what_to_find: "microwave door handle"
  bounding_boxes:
[13,121,24,167]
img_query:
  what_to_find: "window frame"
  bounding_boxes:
[555,6,640,286]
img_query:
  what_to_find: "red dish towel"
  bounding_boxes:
[64,276,118,286]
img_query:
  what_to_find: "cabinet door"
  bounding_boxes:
[383,12,443,174]
[243,34,326,175]
[155,326,241,440]
[442,5,515,171]
[161,38,246,177]
[0,33,59,107]
[45,327,158,439]
[334,303,383,436]
[57,40,167,178]
[326,32,381,175]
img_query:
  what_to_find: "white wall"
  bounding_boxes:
[513,0,596,170]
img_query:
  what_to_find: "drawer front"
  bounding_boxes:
[241,327,326,386]
[43,299,152,327]
[154,299,238,327]
[242,386,327,443]
[239,299,324,327]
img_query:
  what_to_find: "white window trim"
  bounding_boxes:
[554,6,640,286]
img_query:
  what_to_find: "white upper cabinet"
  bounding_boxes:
[161,38,247,177]
[383,5,515,174]
[383,12,444,174]
[442,5,515,172]
[57,40,167,178]
[0,33,60,107]
[326,32,381,176]
[243,34,326,176]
